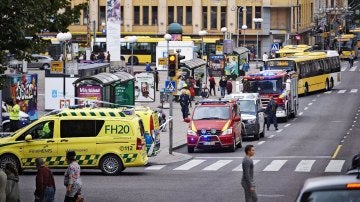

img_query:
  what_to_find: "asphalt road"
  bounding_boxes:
[18,62,360,201]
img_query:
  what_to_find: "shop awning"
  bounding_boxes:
[183,58,206,69]
[73,72,134,87]
[233,47,250,55]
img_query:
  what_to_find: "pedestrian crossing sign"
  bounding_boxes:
[271,43,280,51]
[165,81,176,92]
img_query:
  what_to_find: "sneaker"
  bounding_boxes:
[275,128,278,130]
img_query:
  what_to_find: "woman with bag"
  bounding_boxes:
[64,151,83,202]
[4,163,20,202]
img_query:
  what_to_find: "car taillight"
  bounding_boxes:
[136,138,143,150]
[347,183,360,189]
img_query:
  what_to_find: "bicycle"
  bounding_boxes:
[201,85,210,98]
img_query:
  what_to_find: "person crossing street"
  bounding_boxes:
[241,145,258,202]
[265,96,278,130]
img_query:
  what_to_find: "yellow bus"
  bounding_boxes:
[92,36,220,65]
[275,44,312,58]
[266,51,341,95]
[335,34,358,60]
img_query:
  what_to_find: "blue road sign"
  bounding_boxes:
[271,43,280,51]
[165,81,176,92]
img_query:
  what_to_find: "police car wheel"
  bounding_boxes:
[99,154,124,175]
[0,154,20,171]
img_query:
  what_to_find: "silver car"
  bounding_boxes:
[27,54,53,70]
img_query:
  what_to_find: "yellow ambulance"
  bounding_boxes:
[0,108,148,175]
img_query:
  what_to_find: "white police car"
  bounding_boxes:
[2,101,30,132]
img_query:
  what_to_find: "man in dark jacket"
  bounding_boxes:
[265,96,278,130]
[34,158,56,202]
[179,89,191,119]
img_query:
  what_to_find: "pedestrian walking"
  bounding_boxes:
[265,96,278,130]
[208,75,216,96]
[219,76,227,97]
[34,158,56,202]
[90,52,96,61]
[349,53,355,68]
[0,169,6,202]
[145,62,153,72]
[179,89,191,120]
[154,67,159,91]
[64,151,82,202]
[98,52,105,63]
[226,79,233,95]
[106,51,111,62]
[262,52,269,69]
[4,163,20,202]
[241,145,258,202]
[6,98,20,132]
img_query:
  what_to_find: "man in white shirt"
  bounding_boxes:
[262,52,269,69]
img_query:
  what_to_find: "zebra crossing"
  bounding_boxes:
[144,158,349,173]
[324,89,358,94]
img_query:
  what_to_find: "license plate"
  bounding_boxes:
[203,142,215,145]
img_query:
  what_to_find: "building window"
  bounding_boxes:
[134,6,140,25]
[310,3,313,25]
[143,6,149,25]
[186,6,192,25]
[210,6,217,29]
[83,7,88,25]
[177,6,183,25]
[246,6,252,29]
[221,6,226,28]
[168,6,174,24]
[99,6,106,26]
[255,6,261,29]
[293,7,296,29]
[202,6,207,29]
[152,6,158,25]
[238,7,243,29]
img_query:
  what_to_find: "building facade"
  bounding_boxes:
[68,0,324,55]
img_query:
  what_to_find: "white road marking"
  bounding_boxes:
[349,66,357,71]
[304,107,308,110]
[268,135,275,138]
[292,118,298,122]
[324,91,332,94]
[325,160,345,172]
[284,124,291,128]
[145,165,166,170]
[312,99,316,102]
[195,156,331,159]
[174,159,206,170]
[232,160,260,171]
[338,90,346,94]
[298,112,303,116]
[295,160,315,172]
[308,103,313,106]
[276,129,283,133]
[263,160,287,171]
[341,66,347,71]
[202,160,232,171]
[350,89,358,93]
[257,141,265,145]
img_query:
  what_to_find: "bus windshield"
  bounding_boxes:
[247,79,283,94]
[267,60,296,72]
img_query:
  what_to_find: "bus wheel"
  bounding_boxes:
[325,79,330,91]
[128,56,139,65]
[330,78,334,90]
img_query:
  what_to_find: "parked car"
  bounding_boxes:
[9,54,53,70]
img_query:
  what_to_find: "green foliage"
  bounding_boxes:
[0,0,87,66]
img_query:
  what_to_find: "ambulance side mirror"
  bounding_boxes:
[25,134,33,142]
[286,79,291,91]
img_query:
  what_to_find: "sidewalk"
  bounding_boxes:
[136,62,260,165]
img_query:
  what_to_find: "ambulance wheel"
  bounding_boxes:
[0,154,21,172]
[99,154,124,175]
[187,146,194,153]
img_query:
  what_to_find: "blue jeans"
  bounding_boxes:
[220,87,226,97]
[43,186,55,202]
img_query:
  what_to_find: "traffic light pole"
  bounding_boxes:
[167,46,174,155]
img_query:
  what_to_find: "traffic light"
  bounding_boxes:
[176,54,185,69]
[168,53,177,77]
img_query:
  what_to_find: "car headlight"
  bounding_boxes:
[187,130,197,136]
[247,118,256,124]
[221,128,233,135]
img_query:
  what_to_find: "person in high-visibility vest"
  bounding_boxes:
[7,98,20,132]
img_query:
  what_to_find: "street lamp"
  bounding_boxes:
[253,18,263,70]
[56,32,72,99]
[221,27,228,40]
[198,30,208,84]
[164,33,173,154]
[242,25,248,47]
[128,36,137,75]
[237,7,246,47]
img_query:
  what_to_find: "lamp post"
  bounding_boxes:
[237,7,246,47]
[242,25,248,47]
[253,18,263,69]
[164,33,173,154]
[128,36,137,75]
[221,27,228,40]
[56,32,72,99]
[198,30,208,84]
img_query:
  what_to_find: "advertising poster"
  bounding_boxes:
[134,72,155,102]
[76,85,102,106]
[6,74,38,121]
[209,55,225,77]
[107,0,121,61]
[114,80,135,106]
[224,55,239,76]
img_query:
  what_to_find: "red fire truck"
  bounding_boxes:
[242,70,299,121]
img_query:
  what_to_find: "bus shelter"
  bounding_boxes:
[73,72,135,107]
[182,58,207,96]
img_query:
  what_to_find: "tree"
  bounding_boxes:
[0,0,87,66]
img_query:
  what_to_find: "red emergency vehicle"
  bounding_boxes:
[243,70,299,121]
